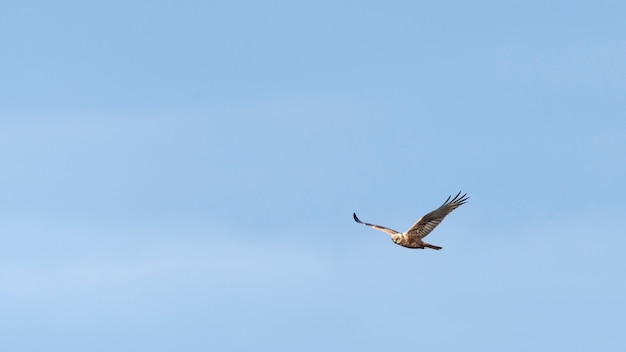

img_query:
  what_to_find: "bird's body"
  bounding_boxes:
[353,192,469,250]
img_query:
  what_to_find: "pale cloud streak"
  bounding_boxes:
[0,227,328,298]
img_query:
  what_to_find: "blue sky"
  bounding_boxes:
[2,1,626,351]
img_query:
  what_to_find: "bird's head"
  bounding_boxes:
[391,234,403,245]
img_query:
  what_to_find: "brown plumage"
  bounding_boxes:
[353,192,469,250]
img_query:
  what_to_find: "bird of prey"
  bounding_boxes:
[353,192,468,250]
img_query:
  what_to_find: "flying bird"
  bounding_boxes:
[353,192,469,250]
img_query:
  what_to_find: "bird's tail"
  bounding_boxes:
[424,243,442,250]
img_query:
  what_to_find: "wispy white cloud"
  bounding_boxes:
[492,40,626,88]
[0,225,329,298]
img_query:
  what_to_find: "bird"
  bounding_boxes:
[353,192,468,250]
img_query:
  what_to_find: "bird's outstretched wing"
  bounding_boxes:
[353,213,400,235]
[405,192,469,239]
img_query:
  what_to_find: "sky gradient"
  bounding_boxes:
[2,1,626,351]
